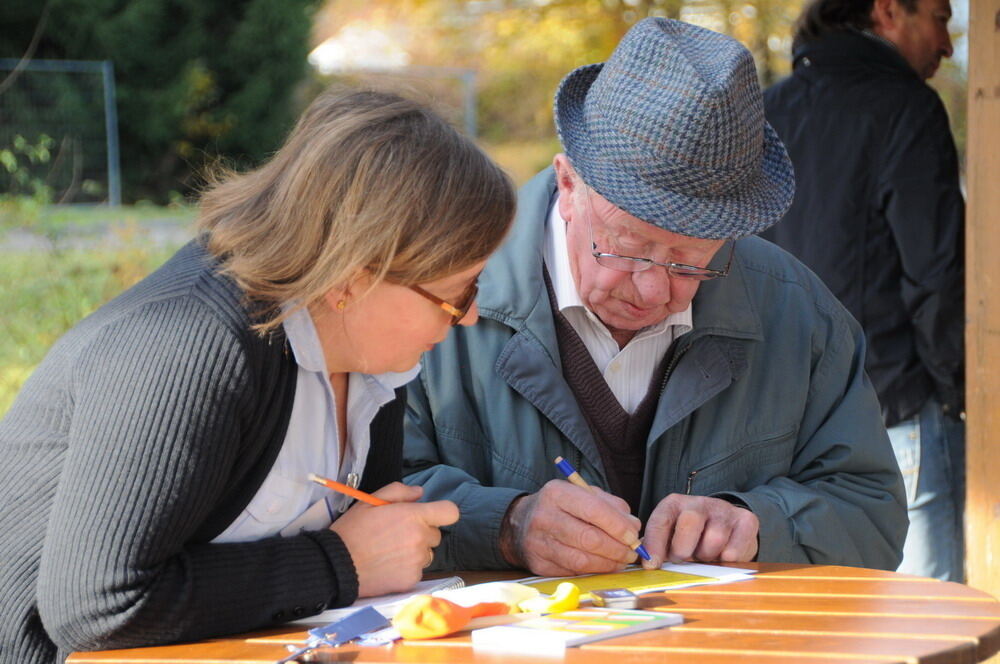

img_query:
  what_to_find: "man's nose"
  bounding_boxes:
[631,267,673,303]
[942,31,954,57]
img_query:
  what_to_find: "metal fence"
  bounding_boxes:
[0,58,120,205]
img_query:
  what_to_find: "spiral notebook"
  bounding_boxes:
[289,576,465,624]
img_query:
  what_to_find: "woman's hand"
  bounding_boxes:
[330,482,459,597]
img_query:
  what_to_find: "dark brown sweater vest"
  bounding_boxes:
[545,271,672,514]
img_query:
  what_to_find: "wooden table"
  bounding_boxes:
[67,563,1000,664]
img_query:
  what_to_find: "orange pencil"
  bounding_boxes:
[307,473,390,506]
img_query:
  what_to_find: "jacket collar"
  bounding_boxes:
[478,167,763,348]
[479,169,763,477]
[793,29,920,81]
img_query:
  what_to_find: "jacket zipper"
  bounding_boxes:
[684,428,794,495]
[685,470,698,494]
[657,340,693,497]
[660,336,718,496]
[659,340,692,395]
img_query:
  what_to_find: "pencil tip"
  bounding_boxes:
[635,544,652,561]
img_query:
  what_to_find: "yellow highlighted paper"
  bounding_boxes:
[518,562,756,599]
[523,569,714,597]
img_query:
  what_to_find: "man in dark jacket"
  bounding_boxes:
[761,0,964,580]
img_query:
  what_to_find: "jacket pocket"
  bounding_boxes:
[436,423,550,490]
[685,427,797,495]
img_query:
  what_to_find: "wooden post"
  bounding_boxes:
[965,0,1000,609]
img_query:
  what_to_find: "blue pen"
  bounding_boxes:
[553,456,652,562]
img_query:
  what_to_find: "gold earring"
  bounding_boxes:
[336,299,347,311]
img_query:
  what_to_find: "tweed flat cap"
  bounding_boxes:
[555,18,794,239]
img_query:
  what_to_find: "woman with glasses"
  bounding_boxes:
[0,89,515,663]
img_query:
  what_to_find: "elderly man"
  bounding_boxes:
[404,18,907,576]
[761,0,965,581]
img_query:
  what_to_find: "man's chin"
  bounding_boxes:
[599,307,665,332]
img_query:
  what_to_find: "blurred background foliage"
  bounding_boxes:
[1,0,320,203]
[307,0,809,181]
[0,242,180,414]
[0,0,970,415]
[1,0,967,200]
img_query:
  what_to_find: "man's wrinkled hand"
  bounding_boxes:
[640,494,758,569]
[499,479,641,577]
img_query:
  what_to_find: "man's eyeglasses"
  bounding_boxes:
[409,280,479,326]
[585,191,734,281]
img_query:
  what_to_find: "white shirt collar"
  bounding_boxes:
[543,194,693,340]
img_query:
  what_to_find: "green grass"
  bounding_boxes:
[0,243,181,417]
[0,200,196,242]
[0,135,560,419]
[35,203,196,231]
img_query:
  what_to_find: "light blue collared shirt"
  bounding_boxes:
[213,306,420,543]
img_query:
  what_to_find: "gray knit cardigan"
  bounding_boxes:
[0,241,406,664]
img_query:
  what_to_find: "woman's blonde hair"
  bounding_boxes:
[197,89,516,332]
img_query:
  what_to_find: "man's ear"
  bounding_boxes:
[553,154,579,222]
[871,0,902,39]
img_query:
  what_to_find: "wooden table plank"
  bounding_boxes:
[670,611,1000,662]
[67,638,974,664]
[643,594,1000,618]
[666,579,990,600]
[583,625,974,663]
[66,565,1000,664]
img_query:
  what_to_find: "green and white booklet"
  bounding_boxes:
[471,606,683,654]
